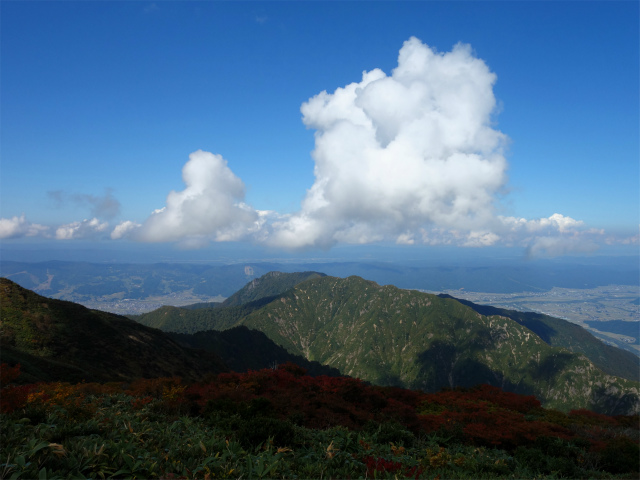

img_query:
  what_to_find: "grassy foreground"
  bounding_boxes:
[1,363,638,479]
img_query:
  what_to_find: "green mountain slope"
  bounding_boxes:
[234,276,639,414]
[0,278,228,383]
[439,294,640,382]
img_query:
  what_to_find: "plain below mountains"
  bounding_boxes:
[133,272,640,415]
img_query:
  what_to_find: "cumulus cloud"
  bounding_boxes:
[133,150,258,244]
[0,215,49,239]
[268,37,508,249]
[110,220,141,240]
[55,218,109,240]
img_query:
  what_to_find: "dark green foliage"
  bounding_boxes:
[171,326,342,377]
[364,420,416,446]
[3,274,639,416]
[238,417,296,450]
[599,436,640,474]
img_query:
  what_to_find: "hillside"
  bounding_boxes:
[233,276,639,414]
[3,365,638,479]
[0,278,228,383]
[439,294,640,382]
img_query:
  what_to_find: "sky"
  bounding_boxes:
[1,1,638,262]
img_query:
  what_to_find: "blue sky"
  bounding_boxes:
[1,1,638,260]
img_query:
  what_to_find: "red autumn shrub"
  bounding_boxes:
[0,363,21,387]
[0,384,37,413]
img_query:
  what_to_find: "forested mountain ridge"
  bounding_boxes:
[136,272,639,384]
[232,275,639,414]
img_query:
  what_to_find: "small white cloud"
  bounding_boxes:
[0,215,49,239]
[463,231,500,247]
[605,225,640,246]
[134,150,259,244]
[501,213,584,233]
[396,233,415,245]
[111,220,141,240]
[55,218,109,240]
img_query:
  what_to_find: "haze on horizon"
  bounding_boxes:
[1,2,638,261]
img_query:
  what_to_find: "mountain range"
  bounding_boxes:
[2,271,639,415]
[133,272,640,415]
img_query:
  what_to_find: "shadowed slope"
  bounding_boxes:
[0,278,228,383]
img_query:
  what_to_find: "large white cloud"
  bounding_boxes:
[132,150,259,243]
[268,37,508,249]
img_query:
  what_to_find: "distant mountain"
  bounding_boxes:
[133,271,325,333]
[0,260,283,302]
[220,271,326,307]
[0,278,228,383]
[3,258,637,310]
[439,294,640,383]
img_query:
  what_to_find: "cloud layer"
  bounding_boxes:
[2,38,630,257]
